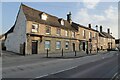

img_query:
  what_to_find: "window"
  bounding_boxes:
[89,32,92,39]
[46,26,51,34]
[56,41,61,49]
[45,41,50,50]
[41,13,47,20]
[89,32,90,39]
[65,41,69,49]
[61,19,64,25]
[83,30,86,39]
[56,28,61,35]
[72,32,75,38]
[65,30,69,36]
[32,24,38,33]
[95,33,97,39]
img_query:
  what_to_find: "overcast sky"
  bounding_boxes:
[2,1,119,39]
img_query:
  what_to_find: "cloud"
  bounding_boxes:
[83,0,100,9]
[73,6,118,38]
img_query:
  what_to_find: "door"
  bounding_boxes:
[73,43,75,51]
[32,40,38,54]
[108,43,110,49]
[83,42,85,51]
[23,42,26,55]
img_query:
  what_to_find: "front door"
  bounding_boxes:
[73,43,75,51]
[32,40,38,54]
[108,43,110,49]
[83,42,85,51]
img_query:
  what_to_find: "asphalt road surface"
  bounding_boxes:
[42,52,119,78]
[2,51,120,79]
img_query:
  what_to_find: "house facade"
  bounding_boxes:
[4,4,116,55]
[98,26,116,50]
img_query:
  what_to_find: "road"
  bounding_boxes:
[42,52,119,78]
[2,51,119,79]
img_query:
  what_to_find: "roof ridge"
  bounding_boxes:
[21,4,67,21]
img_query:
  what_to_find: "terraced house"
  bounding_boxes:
[4,4,115,55]
[98,26,116,50]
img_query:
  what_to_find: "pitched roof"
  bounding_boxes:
[99,32,106,38]
[100,32,115,39]
[72,22,98,32]
[21,4,77,31]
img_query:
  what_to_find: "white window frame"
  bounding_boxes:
[65,41,69,49]
[56,28,61,36]
[56,41,61,49]
[89,32,91,39]
[46,26,51,34]
[41,13,47,20]
[83,30,86,38]
[72,32,75,38]
[31,24,38,33]
[45,41,50,50]
[65,30,68,36]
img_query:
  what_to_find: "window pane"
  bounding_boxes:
[32,24,38,33]
[45,41,50,49]
[57,28,61,35]
[46,26,51,34]
[65,30,68,36]
[65,42,69,49]
[72,32,75,38]
[56,41,61,49]
[83,30,86,38]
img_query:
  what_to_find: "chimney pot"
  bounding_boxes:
[88,24,91,28]
[107,28,110,34]
[67,12,72,23]
[100,25,102,32]
[96,25,98,31]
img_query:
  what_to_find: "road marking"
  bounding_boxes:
[33,65,80,79]
[111,72,118,80]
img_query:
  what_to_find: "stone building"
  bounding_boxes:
[4,4,115,55]
[98,25,116,50]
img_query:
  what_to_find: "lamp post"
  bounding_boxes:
[96,25,99,53]
[110,33,112,49]
[89,38,92,54]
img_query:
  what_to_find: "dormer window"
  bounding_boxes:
[60,19,64,25]
[41,13,47,20]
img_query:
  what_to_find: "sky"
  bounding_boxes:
[1,1,119,39]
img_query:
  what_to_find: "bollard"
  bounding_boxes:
[90,49,91,54]
[61,48,63,57]
[46,49,49,58]
[86,49,89,55]
[75,51,76,56]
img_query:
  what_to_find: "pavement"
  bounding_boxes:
[2,50,119,79]
[2,50,107,59]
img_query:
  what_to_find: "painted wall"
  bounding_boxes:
[5,6,26,54]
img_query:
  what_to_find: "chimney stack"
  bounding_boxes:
[107,28,110,34]
[88,24,91,28]
[96,25,98,31]
[67,12,72,23]
[100,25,103,32]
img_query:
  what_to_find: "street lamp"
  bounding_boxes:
[96,25,99,53]
[89,38,92,53]
[110,33,112,49]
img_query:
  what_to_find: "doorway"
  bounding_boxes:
[83,42,85,51]
[72,43,75,51]
[32,40,38,54]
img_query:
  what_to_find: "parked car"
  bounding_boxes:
[107,48,119,51]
